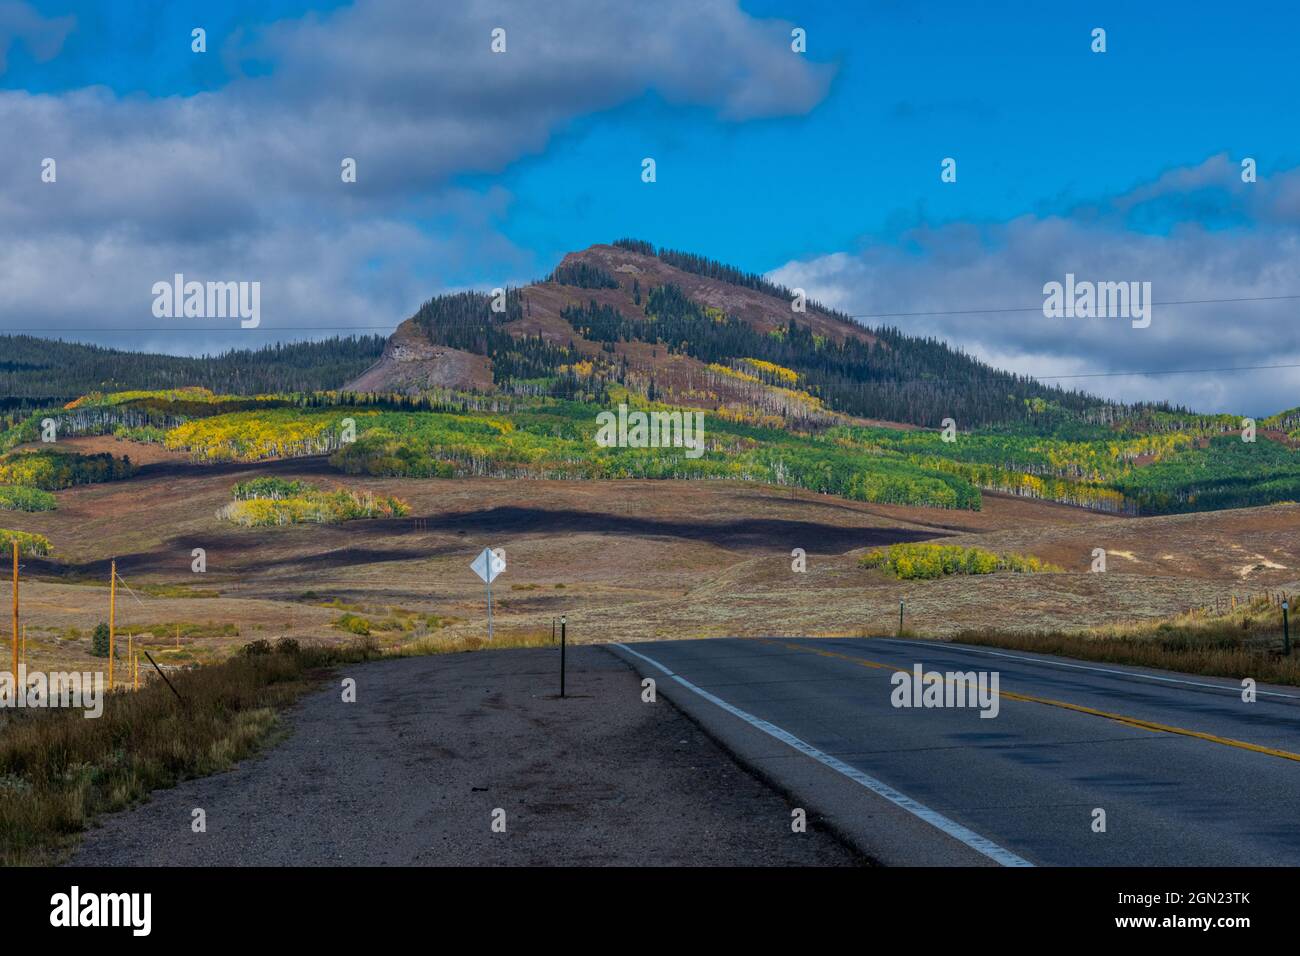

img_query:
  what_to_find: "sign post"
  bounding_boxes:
[1284,600,1291,656]
[560,614,567,698]
[470,547,507,641]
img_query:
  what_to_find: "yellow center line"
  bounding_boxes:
[762,639,1300,765]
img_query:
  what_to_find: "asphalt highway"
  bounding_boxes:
[610,637,1300,866]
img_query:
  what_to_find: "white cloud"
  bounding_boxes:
[0,0,832,349]
[769,156,1300,417]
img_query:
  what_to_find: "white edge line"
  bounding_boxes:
[883,638,1300,700]
[611,642,1033,868]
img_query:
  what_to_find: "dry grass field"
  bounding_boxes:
[5,435,1300,682]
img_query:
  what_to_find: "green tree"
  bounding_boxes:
[91,622,111,657]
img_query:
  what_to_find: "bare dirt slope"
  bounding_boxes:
[343,318,493,393]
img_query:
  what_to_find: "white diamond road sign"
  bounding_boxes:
[471,548,506,584]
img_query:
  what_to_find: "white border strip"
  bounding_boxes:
[613,642,1033,868]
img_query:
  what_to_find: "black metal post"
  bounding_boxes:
[142,650,185,704]
[898,600,904,637]
[1284,602,1291,656]
[560,615,567,698]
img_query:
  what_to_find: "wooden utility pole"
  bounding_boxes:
[108,559,116,690]
[11,540,17,684]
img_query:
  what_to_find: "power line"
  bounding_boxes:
[1037,362,1300,380]
[847,292,1300,320]
[811,363,1300,387]
[5,290,1300,334]
[3,290,1299,332]
[4,291,1300,385]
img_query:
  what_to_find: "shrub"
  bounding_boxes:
[232,477,309,501]
[859,543,1060,580]
[0,450,134,490]
[239,639,273,657]
[0,529,51,557]
[335,613,371,636]
[90,623,111,658]
[274,637,301,655]
[221,486,410,526]
[0,486,56,512]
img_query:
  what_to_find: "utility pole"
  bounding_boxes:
[11,540,18,684]
[109,559,117,691]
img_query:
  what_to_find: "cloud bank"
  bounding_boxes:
[0,0,831,353]
[769,155,1300,416]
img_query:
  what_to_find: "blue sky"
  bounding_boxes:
[495,0,1300,273]
[3,0,1300,413]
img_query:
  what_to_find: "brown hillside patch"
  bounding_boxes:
[557,243,876,346]
[8,434,185,465]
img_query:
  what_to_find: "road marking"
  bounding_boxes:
[611,642,1033,868]
[776,641,1300,765]
[882,638,1300,701]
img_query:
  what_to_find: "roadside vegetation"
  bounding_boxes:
[0,639,380,865]
[945,594,1300,686]
[0,627,563,865]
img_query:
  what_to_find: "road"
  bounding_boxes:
[611,637,1300,866]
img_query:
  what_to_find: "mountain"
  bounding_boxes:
[0,335,386,408]
[348,239,1132,429]
[3,246,1296,516]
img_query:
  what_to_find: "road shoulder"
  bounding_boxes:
[68,646,863,866]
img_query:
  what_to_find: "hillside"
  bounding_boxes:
[348,240,1117,430]
[0,335,386,408]
[3,242,1300,518]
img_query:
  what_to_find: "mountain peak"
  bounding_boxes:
[348,239,1099,431]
